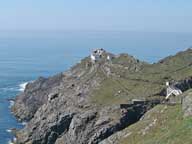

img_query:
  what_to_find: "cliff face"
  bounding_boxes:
[12,49,192,144]
[101,90,192,144]
[12,75,63,121]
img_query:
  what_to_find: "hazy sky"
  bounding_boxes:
[0,0,192,32]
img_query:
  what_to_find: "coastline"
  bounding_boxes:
[11,49,192,144]
[6,82,29,144]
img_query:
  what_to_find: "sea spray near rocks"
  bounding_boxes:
[6,129,12,133]
[5,82,29,144]
[18,82,28,92]
[8,100,14,109]
[8,137,17,144]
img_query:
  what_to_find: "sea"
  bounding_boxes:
[0,31,192,144]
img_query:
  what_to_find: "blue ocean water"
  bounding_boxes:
[0,31,192,143]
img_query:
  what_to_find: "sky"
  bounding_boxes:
[0,0,192,32]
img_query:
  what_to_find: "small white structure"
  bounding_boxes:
[166,82,170,86]
[107,55,111,61]
[90,48,105,63]
[91,54,96,62]
[165,82,182,100]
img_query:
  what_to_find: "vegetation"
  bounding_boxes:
[90,49,192,106]
[90,49,192,144]
[119,104,192,144]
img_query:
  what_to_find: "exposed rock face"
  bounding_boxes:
[174,78,192,92]
[12,49,192,144]
[159,77,192,97]
[12,51,149,144]
[182,90,192,117]
[12,74,63,121]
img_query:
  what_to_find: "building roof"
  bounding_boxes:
[166,85,182,100]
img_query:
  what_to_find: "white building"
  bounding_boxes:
[165,82,182,100]
[90,48,105,63]
[91,54,96,62]
[107,55,111,61]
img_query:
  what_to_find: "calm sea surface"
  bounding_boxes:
[0,31,192,143]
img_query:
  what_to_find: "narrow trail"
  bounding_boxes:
[100,64,137,97]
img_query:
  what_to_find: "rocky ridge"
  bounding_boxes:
[12,48,192,144]
[101,89,192,144]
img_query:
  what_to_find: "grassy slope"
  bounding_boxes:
[87,49,192,143]
[90,55,162,105]
[119,104,192,144]
[99,89,192,144]
[90,49,192,106]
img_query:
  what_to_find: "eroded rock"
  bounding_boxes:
[182,90,192,117]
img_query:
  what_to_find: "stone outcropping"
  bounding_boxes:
[12,49,192,144]
[12,51,149,144]
[182,90,192,117]
[12,74,63,121]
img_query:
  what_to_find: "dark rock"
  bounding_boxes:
[159,77,192,97]
[12,49,192,144]
[12,73,63,121]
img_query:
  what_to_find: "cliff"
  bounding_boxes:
[12,48,192,144]
[101,89,192,144]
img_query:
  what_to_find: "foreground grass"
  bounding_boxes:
[119,104,192,144]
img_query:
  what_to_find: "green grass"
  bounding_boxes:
[119,104,192,144]
[90,49,192,106]
[89,49,192,143]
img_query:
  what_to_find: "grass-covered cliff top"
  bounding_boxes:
[90,48,192,106]
[12,48,192,144]
[101,89,192,144]
[118,104,192,144]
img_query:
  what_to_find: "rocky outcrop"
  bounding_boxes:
[12,49,192,144]
[159,77,192,97]
[12,74,63,121]
[12,50,149,144]
[182,90,192,117]
[174,78,192,92]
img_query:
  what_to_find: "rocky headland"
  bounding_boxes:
[12,48,192,144]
